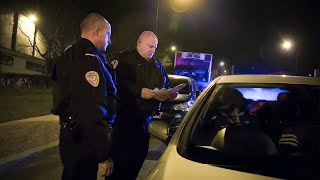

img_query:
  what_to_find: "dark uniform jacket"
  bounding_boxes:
[51,38,116,162]
[114,49,169,129]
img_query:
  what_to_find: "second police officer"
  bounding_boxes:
[107,31,177,180]
[51,13,116,180]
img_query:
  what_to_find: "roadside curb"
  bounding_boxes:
[0,140,59,168]
[0,114,58,125]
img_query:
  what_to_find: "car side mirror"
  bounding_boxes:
[148,121,170,143]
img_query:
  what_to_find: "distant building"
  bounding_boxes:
[0,11,47,75]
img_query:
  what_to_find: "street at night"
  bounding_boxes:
[1,0,320,179]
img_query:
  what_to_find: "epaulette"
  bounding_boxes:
[85,53,96,57]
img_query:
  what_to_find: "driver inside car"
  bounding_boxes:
[210,87,259,135]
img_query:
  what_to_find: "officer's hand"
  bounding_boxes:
[141,88,157,99]
[98,159,114,177]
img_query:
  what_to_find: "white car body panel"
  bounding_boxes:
[147,145,281,180]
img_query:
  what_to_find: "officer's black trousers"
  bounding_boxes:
[106,126,150,180]
[59,125,98,180]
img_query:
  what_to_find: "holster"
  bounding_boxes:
[59,116,78,134]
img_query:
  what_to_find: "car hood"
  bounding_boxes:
[146,145,281,180]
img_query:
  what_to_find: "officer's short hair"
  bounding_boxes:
[137,31,157,44]
[80,13,109,34]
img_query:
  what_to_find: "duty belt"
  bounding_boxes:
[59,116,75,131]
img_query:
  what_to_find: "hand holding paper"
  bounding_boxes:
[153,88,169,101]
[141,88,157,99]
[168,83,187,94]
[153,83,186,101]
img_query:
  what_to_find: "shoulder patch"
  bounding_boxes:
[85,53,96,57]
[85,71,99,87]
[110,60,118,69]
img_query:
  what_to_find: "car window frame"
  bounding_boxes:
[176,81,217,156]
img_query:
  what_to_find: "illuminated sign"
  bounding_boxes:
[181,52,206,60]
[174,51,213,83]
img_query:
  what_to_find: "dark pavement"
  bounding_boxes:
[0,115,166,180]
[0,115,59,160]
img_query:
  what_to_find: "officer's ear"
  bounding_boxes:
[94,26,100,37]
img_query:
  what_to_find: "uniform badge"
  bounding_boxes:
[85,71,99,87]
[110,60,118,69]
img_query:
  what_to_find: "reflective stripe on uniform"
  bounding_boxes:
[85,53,96,57]
[281,134,297,139]
[279,134,299,146]
[279,141,299,147]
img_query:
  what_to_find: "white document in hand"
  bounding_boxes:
[153,88,169,101]
[168,83,187,94]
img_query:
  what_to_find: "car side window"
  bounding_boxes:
[176,83,216,154]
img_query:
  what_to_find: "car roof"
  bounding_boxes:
[214,75,320,85]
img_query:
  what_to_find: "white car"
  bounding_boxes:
[148,75,320,180]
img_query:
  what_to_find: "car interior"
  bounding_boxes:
[183,84,320,178]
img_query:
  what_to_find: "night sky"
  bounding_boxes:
[1,0,319,75]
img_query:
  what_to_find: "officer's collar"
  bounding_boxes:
[79,38,96,49]
[134,49,156,64]
[79,38,105,60]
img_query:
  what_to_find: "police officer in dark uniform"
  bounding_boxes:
[107,31,177,180]
[51,13,116,180]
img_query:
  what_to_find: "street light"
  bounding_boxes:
[171,45,176,51]
[29,15,37,22]
[170,0,193,13]
[220,61,224,66]
[155,0,193,34]
[281,39,299,74]
[282,40,292,50]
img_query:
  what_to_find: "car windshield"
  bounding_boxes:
[170,78,190,94]
[180,83,320,179]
